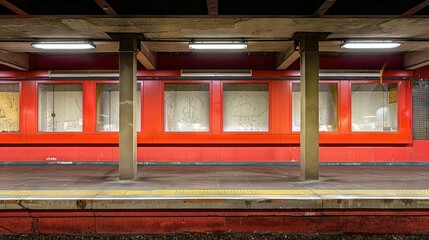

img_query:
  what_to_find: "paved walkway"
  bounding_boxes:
[0,164,429,209]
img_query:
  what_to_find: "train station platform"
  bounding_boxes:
[1,164,429,235]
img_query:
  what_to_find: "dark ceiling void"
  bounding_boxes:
[416,5,429,14]
[106,0,207,15]
[0,3,16,15]
[6,0,106,15]
[219,0,325,15]
[326,0,426,15]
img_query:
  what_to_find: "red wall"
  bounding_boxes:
[26,54,404,71]
[0,141,427,163]
[0,69,425,163]
[0,70,413,145]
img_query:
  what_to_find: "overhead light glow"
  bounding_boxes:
[31,41,96,50]
[340,40,401,49]
[189,40,247,50]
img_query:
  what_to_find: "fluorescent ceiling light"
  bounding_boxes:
[31,41,96,50]
[189,40,247,50]
[340,40,401,49]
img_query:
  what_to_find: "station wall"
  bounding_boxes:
[0,69,427,163]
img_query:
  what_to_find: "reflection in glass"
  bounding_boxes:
[38,84,83,132]
[292,83,338,132]
[164,83,210,132]
[223,83,268,132]
[352,83,398,132]
[0,84,19,132]
[96,83,141,132]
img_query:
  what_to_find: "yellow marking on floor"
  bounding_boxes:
[1,189,429,197]
[96,190,129,196]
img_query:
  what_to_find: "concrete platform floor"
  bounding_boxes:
[1,164,429,210]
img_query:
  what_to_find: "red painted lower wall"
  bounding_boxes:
[1,140,428,163]
[1,210,429,234]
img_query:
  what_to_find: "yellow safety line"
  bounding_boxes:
[1,189,429,197]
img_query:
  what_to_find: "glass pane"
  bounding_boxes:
[0,84,19,132]
[96,83,141,132]
[164,83,210,132]
[292,83,338,132]
[38,84,83,132]
[352,83,398,132]
[223,83,268,132]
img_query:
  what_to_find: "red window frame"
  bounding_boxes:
[0,81,22,138]
[220,80,272,135]
[161,80,213,135]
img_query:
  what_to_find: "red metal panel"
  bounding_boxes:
[199,146,221,162]
[2,210,429,234]
[143,80,162,135]
[288,55,404,70]
[83,81,96,133]
[411,140,429,161]
[30,55,119,70]
[156,55,276,70]
[414,65,429,79]
[219,146,236,162]
[355,147,376,162]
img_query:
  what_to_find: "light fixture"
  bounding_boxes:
[189,40,247,50]
[340,40,401,49]
[181,69,252,77]
[31,41,96,50]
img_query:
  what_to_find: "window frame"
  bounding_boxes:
[290,80,340,134]
[221,80,272,134]
[348,80,401,135]
[36,81,85,134]
[0,82,21,134]
[161,80,213,134]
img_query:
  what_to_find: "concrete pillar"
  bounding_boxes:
[294,33,327,180]
[119,35,138,180]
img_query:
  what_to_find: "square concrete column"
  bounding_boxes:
[294,32,329,180]
[119,36,138,180]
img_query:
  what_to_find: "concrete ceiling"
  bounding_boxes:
[0,0,428,70]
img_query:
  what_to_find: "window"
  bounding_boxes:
[38,84,83,132]
[96,83,141,132]
[351,83,398,132]
[292,83,338,132]
[164,83,210,132]
[0,84,19,132]
[223,83,268,132]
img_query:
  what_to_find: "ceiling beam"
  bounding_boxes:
[137,42,156,70]
[314,0,336,17]
[94,0,117,16]
[402,0,429,17]
[0,52,29,71]
[405,51,429,70]
[276,42,299,70]
[207,0,218,15]
[0,0,29,16]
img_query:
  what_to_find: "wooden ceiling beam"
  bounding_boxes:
[276,42,299,70]
[94,0,117,16]
[137,42,156,70]
[207,0,218,15]
[0,0,29,16]
[0,52,29,71]
[402,0,429,17]
[314,0,336,17]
